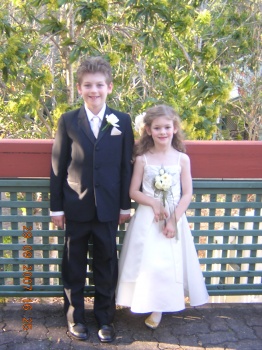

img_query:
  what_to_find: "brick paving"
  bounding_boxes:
[0,298,262,350]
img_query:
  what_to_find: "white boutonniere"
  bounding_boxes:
[102,113,120,131]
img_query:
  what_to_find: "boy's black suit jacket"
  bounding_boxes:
[50,105,134,222]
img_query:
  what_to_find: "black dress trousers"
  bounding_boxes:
[62,217,118,326]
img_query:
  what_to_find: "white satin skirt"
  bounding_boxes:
[116,204,209,313]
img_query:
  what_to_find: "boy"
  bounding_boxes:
[50,57,134,343]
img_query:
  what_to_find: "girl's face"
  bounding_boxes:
[146,116,177,146]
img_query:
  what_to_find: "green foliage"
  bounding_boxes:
[0,0,260,139]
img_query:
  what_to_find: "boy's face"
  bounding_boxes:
[77,72,113,115]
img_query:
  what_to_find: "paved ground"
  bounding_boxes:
[0,298,261,350]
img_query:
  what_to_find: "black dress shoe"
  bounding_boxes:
[97,324,116,343]
[67,322,89,341]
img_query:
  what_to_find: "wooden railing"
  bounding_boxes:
[0,139,261,178]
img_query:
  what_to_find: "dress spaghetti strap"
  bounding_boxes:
[177,152,181,166]
[143,154,148,165]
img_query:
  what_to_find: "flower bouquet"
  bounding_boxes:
[154,168,172,206]
[154,167,178,238]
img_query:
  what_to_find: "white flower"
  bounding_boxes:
[155,181,162,190]
[102,113,120,131]
[162,182,171,191]
[155,173,172,192]
[155,175,161,182]
[154,168,172,205]
[106,113,119,127]
[134,112,146,135]
[153,167,177,237]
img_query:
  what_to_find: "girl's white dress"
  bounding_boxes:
[116,154,209,313]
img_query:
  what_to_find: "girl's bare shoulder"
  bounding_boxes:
[134,154,146,166]
[180,152,191,165]
[180,152,190,160]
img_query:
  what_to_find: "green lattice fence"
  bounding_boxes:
[0,179,261,297]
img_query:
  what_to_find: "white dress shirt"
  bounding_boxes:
[85,104,106,136]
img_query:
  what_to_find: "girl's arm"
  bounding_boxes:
[174,153,193,221]
[163,153,192,238]
[130,156,168,222]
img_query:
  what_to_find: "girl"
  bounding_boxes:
[116,105,209,329]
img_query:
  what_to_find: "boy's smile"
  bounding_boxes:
[77,72,113,115]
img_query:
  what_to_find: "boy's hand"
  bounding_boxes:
[119,213,131,225]
[51,215,65,229]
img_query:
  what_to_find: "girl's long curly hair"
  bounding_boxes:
[135,104,186,157]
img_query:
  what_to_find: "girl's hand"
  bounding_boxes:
[151,199,168,222]
[162,217,177,238]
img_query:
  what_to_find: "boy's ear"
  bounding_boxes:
[76,83,81,95]
[108,82,113,93]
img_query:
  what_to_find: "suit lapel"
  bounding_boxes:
[78,105,114,143]
[78,105,96,143]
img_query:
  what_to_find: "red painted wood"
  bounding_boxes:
[185,141,262,179]
[0,139,261,178]
[0,140,53,178]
